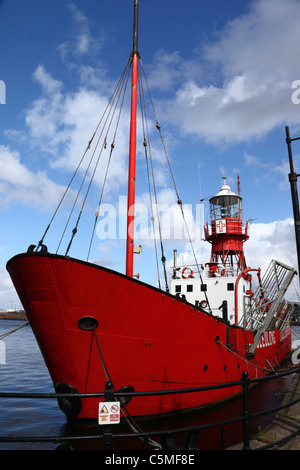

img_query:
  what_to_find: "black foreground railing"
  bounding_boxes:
[0,367,300,450]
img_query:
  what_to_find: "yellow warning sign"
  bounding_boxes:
[99,405,109,414]
[98,401,120,425]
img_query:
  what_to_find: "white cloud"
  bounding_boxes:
[160,0,300,144]
[23,64,132,198]
[0,145,66,210]
[0,267,19,310]
[244,151,270,168]
[274,154,300,191]
[147,50,203,94]
[62,2,92,57]
[33,65,62,94]
[246,218,296,266]
[245,218,298,299]
[57,1,108,85]
[244,152,260,167]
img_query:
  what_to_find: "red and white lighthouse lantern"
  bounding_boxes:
[204,177,249,277]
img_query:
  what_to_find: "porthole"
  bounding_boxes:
[78,316,99,331]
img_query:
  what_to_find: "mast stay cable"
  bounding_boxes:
[137,61,162,290]
[35,59,131,253]
[139,62,211,310]
[86,59,132,261]
[64,59,132,256]
[137,57,169,291]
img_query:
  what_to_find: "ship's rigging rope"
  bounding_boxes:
[138,61,211,308]
[63,59,132,257]
[34,51,209,304]
[86,61,132,261]
[137,59,167,292]
[0,322,29,341]
[36,59,132,252]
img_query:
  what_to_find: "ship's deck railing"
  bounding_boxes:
[204,220,248,238]
[172,263,241,280]
[0,366,300,451]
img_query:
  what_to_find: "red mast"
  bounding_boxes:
[126,0,139,277]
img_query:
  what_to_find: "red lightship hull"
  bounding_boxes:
[6,251,291,421]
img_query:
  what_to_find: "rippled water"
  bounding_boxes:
[0,320,299,450]
[0,320,65,450]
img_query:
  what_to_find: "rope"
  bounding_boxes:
[139,61,210,307]
[94,329,113,383]
[86,60,131,261]
[0,322,29,341]
[218,340,300,374]
[138,61,163,290]
[93,328,161,449]
[37,60,132,252]
[64,59,133,256]
[0,322,29,339]
[143,139,161,289]
[139,68,169,292]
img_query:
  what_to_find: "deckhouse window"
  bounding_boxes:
[175,285,181,293]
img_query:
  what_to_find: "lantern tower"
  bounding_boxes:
[204,177,249,277]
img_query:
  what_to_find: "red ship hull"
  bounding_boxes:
[6,251,291,421]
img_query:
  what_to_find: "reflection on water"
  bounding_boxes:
[0,320,299,450]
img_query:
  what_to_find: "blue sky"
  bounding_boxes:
[1,0,300,308]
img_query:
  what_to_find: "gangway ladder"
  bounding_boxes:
[240,260,297,355]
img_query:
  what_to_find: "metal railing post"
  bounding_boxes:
[103,381,114,450]
[220,424,226,450]
[241,371,250,450]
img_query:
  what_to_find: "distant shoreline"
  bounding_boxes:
[0,311,27,321]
